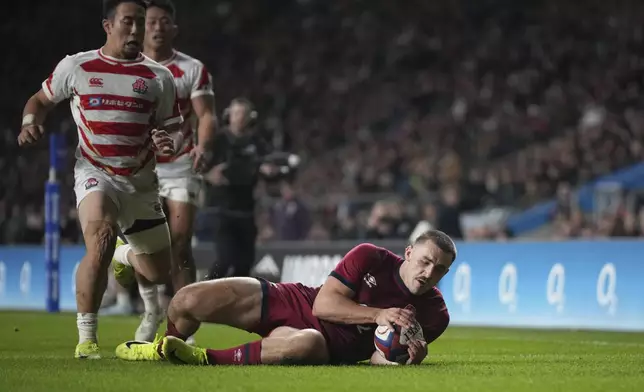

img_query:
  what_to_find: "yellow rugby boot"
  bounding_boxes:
[115,335,164,362]
[111,237,135,287]
[162,336,208,365]
[74,341,101,359]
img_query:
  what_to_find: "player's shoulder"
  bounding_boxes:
[141,55,175,78]
[56,50,100,69]
[349,243,400,265]
[173,50,206,68]
[426,285,446,302]
[172,50,210,81]
[422,286,448,313]
[414,286,449,324]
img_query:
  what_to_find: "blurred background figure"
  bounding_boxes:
[4,0,644,248]
[201,98,300,279]
[269,180,311,241]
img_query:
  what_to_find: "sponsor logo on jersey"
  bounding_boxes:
[89,97,101,107]
[89,77,103,87]
[104,99,145,109]
[364,273,377,288]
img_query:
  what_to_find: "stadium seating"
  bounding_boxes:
[3,0,644,244]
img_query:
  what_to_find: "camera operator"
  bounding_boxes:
[202,97,299,279]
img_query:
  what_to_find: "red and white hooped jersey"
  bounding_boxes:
[155,50,215,178]
[42,48,182,177]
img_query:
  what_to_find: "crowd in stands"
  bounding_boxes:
[3,0,644,244]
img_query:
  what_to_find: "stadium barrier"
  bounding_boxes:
[1,239,643,331]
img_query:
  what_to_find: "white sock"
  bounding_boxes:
[116,291,131,308]
[138,283,160,314]
[113,244,132,266]
[77,313,97,344]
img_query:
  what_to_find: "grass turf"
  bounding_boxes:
[0,311,643,391]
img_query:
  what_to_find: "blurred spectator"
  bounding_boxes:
[436,187,464,239]
[270,181,312,240]
[6,0,644,243]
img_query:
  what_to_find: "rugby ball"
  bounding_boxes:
[374,325,409,364]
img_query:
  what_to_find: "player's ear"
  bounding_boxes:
[171,24,178,39]
[404,246,413,260]
[102,18,112,35]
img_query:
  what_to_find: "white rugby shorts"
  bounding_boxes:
[155,159,202,206]
[73,160,171,255]
[158,175,201,206]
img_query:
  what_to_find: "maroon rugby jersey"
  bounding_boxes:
[319,243,450,363]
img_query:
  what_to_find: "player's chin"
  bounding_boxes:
[412,280,431,295]
[123,42,142,56]
[145,40,163,50]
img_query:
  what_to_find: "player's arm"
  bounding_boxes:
[189,65,217,170]
[154,70,183,155]
[421,304,450,345]
[18,56,74,146]
[312,244,415,329]
[401,302,449,365]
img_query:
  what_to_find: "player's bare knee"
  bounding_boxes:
[282,329,329,365]
[137,248,172,284]
[170,283,201,318]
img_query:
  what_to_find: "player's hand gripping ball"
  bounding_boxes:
[374,324,410,364]
[374,305,425,364]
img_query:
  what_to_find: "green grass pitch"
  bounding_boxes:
[1,311,643,392]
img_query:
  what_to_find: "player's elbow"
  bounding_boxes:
[427,310,451,344]
[30,90,55,111]
[440,311,451,335]
[311,298,324,318]
[311,295,332,319]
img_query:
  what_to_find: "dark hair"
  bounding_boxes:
[412,229,457,262]
[103,0,147,19]
[145,0,176,19]
[231,97,255,112]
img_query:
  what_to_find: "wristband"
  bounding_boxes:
[22,114,36,127]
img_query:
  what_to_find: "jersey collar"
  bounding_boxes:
[157,50,178,66]
[98,48,144,65]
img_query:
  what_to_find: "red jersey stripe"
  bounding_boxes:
[77,126,101,156]
[45,73,54,96]
[79,94,153,113]
[92,143,141,157]
[197,66,210,89]
[166,63,185,78]
[80,58,157,79]
[80,147,155,176]
[90,121,149,137]
[79,111,150,137]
